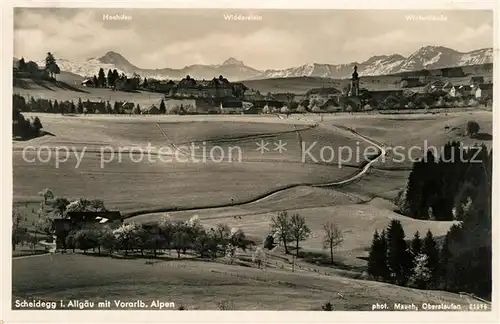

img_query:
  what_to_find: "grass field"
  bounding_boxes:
[13,114,367,213]
[14,77,165,107]
[12,254,476,310]
[11,110,491,310]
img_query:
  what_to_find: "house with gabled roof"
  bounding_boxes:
[306,87,341,105]
[474,83,493,99]
[142,104,161,115]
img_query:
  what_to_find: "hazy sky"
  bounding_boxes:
[14,8,493,70]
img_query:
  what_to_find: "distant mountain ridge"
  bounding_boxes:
[21,45,493,81]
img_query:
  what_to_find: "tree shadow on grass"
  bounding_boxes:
[297,250,365,272]
[13,78,32,89]
[472,133,492,141]
[33,79,55,91]
[13,130,56,142]
[48,79,89,93]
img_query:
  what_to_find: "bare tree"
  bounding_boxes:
[290,213,311,257]
[270,211,293,254]
[322,221,344,264]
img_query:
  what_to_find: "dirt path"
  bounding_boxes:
[123,119,386,218]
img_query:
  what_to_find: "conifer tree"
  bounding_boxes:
[159,99,166,114]
[98,68,106,88]
[367,229,389,280]
[113,101,120,114]
[386,220,411,285]
[48,100,53,113]
[107,69,114,88]
[405,160,426,219]
[422,229,439,287]
[77,98,84,114]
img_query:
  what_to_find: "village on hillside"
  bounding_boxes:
[13,54,493,116]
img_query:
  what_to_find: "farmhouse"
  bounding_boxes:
[243,89,264,101]
[167,75,246,99]
[442,82,454,93]
[306,87,341,105]
[81,79,94,87]
[424,80,446,93]
[219,99,243,114]
[120,102,135,114]
[148,80,176,93]
[474,83,493,99]
[231,82,249,99]
[449,85,470,98]
[83,100,106,113]
[142,104,161,115]
[53,211,122,249]
[368,89,404,103]
[321,98,342,112]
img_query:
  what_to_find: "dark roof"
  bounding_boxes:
[306,87,341,95]
[368,89,403,94]
[478,83,493,90]
[66,211,122,222]
[320,98,340,108]
[220,99,242,108]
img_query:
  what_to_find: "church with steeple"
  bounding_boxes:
[349,65,360,97]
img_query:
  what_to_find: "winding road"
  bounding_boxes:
[123,118,387,219]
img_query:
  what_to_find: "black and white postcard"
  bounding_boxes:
[2,1,498,323]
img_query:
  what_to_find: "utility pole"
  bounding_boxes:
[292,255,295,272]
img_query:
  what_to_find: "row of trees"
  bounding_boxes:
[87,68,138,90]
[393,140,492,299]
[367,221,440,289]
[16,52,61,80]
[268,211,344,264]
[13,94,168,115]
[64,215,250,260]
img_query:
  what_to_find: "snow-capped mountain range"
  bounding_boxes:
[21,45,492,81]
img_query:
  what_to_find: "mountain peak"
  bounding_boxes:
[413,45,457,55]
[222,57,245,66]
[98,51,127,61]
[93,51,136,72]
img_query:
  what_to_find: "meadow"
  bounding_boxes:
[13,77,165,107]
[12,254,475,310]
[11,110,492,309]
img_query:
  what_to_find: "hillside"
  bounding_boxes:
[13,77,164,106]
[19,45,493,81]
[12,254,478,310]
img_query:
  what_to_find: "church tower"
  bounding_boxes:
[350,65,360,97]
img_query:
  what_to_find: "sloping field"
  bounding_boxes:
[13,115,366,212]
[12,254,474,311]
[321,111,493,169]
[14,78,164,106]
[130,195,455,259]
[298,111,492,200]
